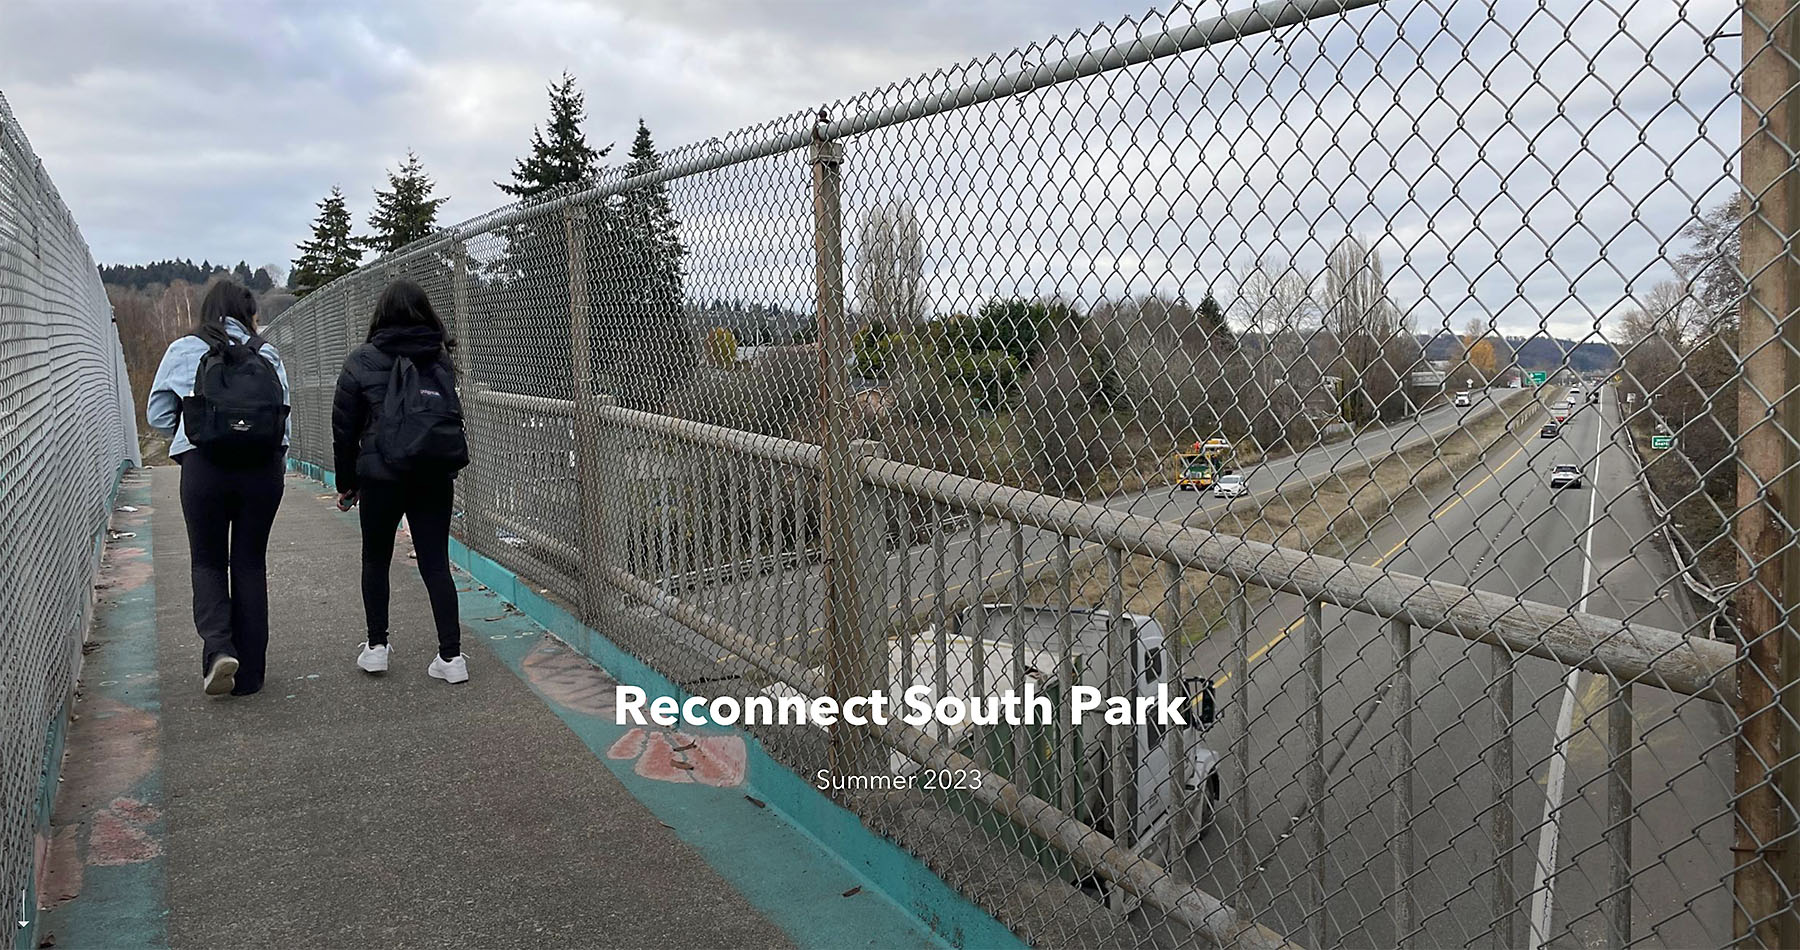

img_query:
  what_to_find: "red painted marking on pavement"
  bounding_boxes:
[609,728,747,788]
[106,797,157,825]
[87,802,162,867]
[100,543,152,594]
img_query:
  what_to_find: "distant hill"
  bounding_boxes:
[1507,335,1618,373]
[1416,331,1615,373]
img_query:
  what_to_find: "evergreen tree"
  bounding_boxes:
[479,72,612,400]
[595,118,692,411]
[620,118,685,281]
[364,150,449,254]
[496,72,610,199]
[1197,292,1232,342]
[290,186,363,297]
[233,261,254,284]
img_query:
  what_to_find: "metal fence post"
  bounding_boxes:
[1107,547,1130,912]
[1163,559,1189,880]
[1606,685,1633,950]
[811,124,883,778]
[1056,538,1075,813]
[450,238,488,549]
[1389,617,1416,949]
[1737,2,1800,944]
[1232,587,1252,891]
[1489,643,1517,948]
[1303,600,1328,948]
[566,204,608,626]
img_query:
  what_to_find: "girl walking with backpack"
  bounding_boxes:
[148,280,291,698]
[331,278,471,683]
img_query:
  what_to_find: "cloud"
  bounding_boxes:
[1,0,1751,343]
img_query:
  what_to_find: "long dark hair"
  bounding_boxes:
[195,280,257,346]
[367,278,454,349]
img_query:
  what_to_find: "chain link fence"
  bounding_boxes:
[263,1,1800,946]
[0,91,140,930]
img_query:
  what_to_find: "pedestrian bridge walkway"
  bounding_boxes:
[33,465,1002,949]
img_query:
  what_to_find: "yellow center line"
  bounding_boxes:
[1370,441,1531,568]
[1212,615,1305,688]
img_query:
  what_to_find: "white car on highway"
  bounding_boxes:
[1211,474,1248,498]
[1454,391,1471,407]
[1549,463,1583,489]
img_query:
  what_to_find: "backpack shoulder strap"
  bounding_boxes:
[191,333,226,390]
[382,356,407,415]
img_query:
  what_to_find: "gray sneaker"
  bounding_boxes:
[203,655,239,696]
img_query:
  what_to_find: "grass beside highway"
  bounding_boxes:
[1057,390,1560,648]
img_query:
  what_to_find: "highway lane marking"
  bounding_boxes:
[1528,390,1607,950]
[1213,616,1305,688]
[1369,441,1532,568]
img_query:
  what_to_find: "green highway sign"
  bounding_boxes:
[1651,435,1674,450]
[1530,371,1548,385]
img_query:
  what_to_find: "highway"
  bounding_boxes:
[1181,386,1733,947]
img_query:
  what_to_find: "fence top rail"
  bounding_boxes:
[262,0,1384,307]
[590,398,824,470]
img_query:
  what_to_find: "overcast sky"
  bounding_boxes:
[2,0,1171,273]
[3,0,1743,340]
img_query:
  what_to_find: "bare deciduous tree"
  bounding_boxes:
[854,201,926,331]
[1234,259,1330,449]
[1322,235,1416,422]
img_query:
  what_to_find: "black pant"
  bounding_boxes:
[178,449,284,694]
[359,476,461,660]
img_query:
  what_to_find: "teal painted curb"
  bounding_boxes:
[26,466,167,950]
[287,459,1022,950]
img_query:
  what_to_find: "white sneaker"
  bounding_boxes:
[202,655,238,696]
[357,642,390,674]
[428,654,469,684]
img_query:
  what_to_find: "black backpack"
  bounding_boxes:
[376,355,469,473]
[182,333,288,461]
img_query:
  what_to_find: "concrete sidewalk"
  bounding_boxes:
[38,467,969,949]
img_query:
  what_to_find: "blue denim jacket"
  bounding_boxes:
[147,318,292,458]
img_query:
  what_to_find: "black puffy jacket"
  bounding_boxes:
[332,325,458,491]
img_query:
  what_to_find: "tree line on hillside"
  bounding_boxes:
[100,259,277,293]
[1418,329,1619,376]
